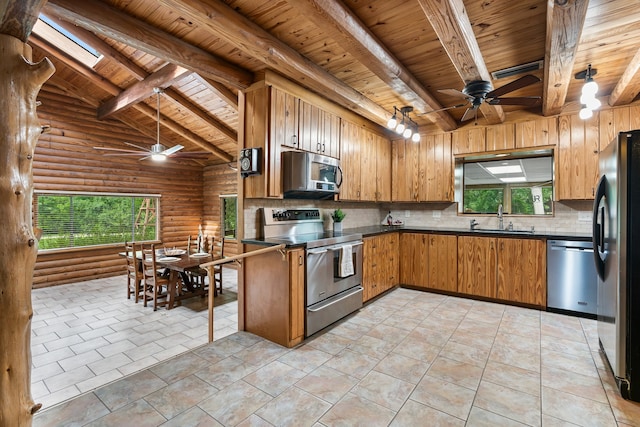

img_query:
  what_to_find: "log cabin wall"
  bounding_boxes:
[203,163,239,259]
[33,89,205,288]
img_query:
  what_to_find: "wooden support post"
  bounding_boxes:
[0,34,54,426]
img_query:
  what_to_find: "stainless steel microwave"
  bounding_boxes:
[282,151,342,199]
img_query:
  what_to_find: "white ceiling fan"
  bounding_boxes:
[94,88,210,161]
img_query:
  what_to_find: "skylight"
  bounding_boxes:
[33,15,102,68]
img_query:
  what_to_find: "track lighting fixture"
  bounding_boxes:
[387,106,420,141]
[575,64,600,120]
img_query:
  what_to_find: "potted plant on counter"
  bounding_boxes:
[331,208,346,233]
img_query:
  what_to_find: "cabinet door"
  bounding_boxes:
[272,88,299,149]
[392,139,420,202]
[363,236,376,301]
[556,113,599,200]
[320,109,341,158]
[288,248,305,342]
[375,134,392,202]
[427,234,457,292]
[420,134,454,202]
[360,129,377,201]
[377,233,398,292]
[497,238,546,306]
[457,236,496,298]
[339,121,362,200]
[399,233,428,287]
[298,100,321,153]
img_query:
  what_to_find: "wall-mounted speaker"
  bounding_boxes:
[239,147,261,178]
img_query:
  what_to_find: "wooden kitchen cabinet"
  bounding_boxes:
[340,120,391,202]
[363,233,398,301]
[556,112,599,200]
[496,238,546,307]
[399,233,428,288]
[457,235,497,298]
[392,134,453,202]
[299,99,341,158]
[427,234,458,292]
[243,245,305,348]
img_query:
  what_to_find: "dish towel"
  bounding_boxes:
[339,244,354,278]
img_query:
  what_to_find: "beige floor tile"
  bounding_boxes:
[542,386,617,426]
[541,365,608,404]
[295,365,359,404]
[351,370,415,411]
[324,348,380,379]
[440,340,490,368]
[408,326,453,347]
[489,344,541,373]
[373,352,430,384]
[448,328,495,351]
[381,314,422,331]
[474,380,541,426]
[236,414,273,427]
[162,406,222,427]
[427,356,484,391]
[540,334,592,358]
[199,380,273,426]
[541,323,587,344]
[319,393,396,427]
[33,392,109,427]
[390,399,464,426]
[456,317,500,337]
[348,334,397,359]
[494,331,540,354]
[84,399,165,427]
[144,375,218,420]
[149,352,208,384]
[499,320,541,340]
[393,336,441,364]
[255,386,331,426]
[541,414,581,426]
[277,344,332,373]
[541,348,599,379]
[234,340,290,367]
[243,360,307,397]
[482,360,540,397]
[306,330,355,355]
[466,406,529,426]
[410,375,475,420]
[365,323,411,345]
[93,369,167,411]
[603,385,640,426]
[194,355,258,389]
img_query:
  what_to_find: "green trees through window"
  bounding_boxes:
[35,193,159,250]
[220,195,237,240]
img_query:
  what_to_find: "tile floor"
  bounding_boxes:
[32,287,640,426]
[30,267,239,409]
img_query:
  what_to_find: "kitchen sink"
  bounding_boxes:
[471,228,534,234]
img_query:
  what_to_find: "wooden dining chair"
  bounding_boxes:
[142,244,169,311]
[212,237,225,296]
[125,241,144,303]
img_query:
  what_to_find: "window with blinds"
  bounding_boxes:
[34,193,159,250]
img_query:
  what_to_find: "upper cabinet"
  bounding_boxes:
[299,100,341,158]
[340,120,391,202]
[392,133,453,202]
[556,113,599,200]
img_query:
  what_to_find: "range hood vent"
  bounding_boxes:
[491,60,543,80]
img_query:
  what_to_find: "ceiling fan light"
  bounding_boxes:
[403,127,412,139]
[579,106,593,120]
[151,153,166,161]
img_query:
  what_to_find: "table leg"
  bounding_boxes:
[167,270,179,310]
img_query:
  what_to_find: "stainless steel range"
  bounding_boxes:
[262,208,363,337]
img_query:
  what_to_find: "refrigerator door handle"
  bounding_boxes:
[593,175,607,281]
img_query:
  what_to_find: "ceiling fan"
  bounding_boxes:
[93,88,211,162]
[431,74,541,122]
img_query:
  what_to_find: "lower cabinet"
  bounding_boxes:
[363,233,398,302]
[399,233,457,292]
[457,235,547,307]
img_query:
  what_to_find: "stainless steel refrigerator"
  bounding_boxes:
[593,130,640,401]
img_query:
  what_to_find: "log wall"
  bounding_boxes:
[33,89,209,288]
[203,163,239,259]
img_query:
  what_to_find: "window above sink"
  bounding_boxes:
[455,149,554,216]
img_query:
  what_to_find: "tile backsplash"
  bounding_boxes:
[243,199,592,238]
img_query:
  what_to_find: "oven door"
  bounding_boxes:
[306,241,362,306]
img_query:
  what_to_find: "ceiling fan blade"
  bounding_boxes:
[162,144,184,156]
[486,74,540,98]
[488,96,541,106]
[102,153,147,157]
[172,152,212,158]
[461,107,477,122]
[438,88,472,100]
[124,141,153,152]
[417,103,468,116]
[93,146,142,153]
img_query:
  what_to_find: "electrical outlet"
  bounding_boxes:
[404,210,410,218]
[578,211,591,221]
[432,211,441,218]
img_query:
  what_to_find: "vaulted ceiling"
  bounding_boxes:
[3,0,640,165]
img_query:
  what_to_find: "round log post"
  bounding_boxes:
[0,34,54,426]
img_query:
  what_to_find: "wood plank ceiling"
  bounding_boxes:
[3,0,640,165]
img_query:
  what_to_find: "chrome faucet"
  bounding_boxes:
[497,204,504,230]
[470,219,479,230]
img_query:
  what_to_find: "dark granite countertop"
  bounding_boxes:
[243,225,592,248]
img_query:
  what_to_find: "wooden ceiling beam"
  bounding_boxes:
[44,0,253,90]
[42,13,148,80]
[97,63,191,119]
[0,0,46,41]
[416,0,505,125]
[293,0,457,131]
[194,75,238,112]
[157,0,392,128]
[543,0,589,116]
[608,48,640,107]
[164,87,237,142]
[134,102,232,162]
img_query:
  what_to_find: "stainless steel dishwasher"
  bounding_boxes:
[547,239,597,317]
